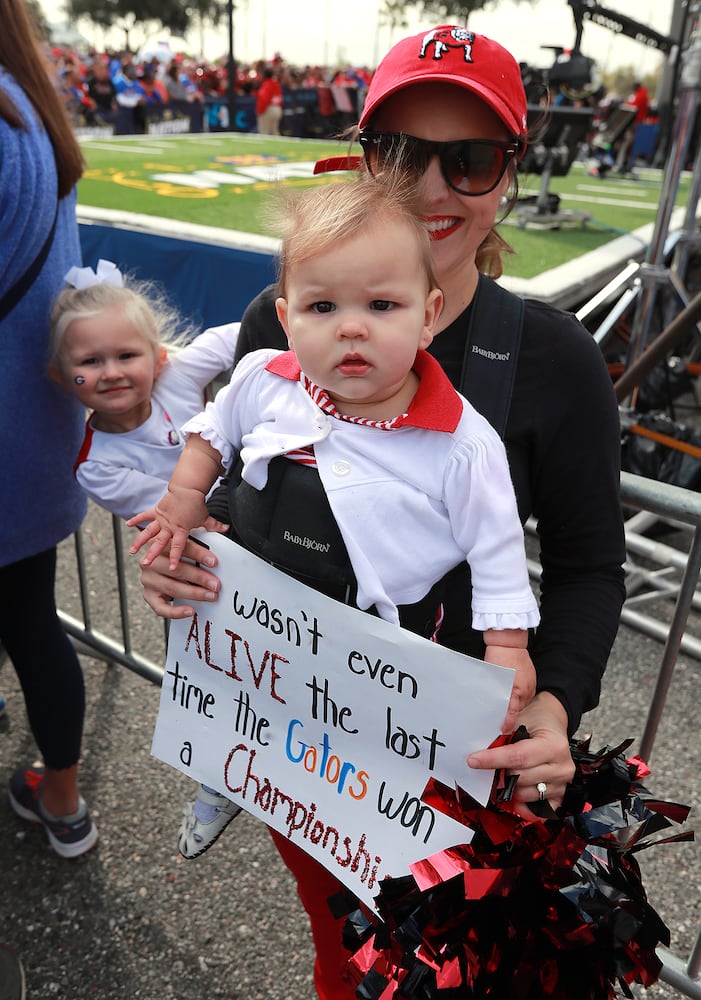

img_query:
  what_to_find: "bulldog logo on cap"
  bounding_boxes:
[418,27,475,63]
[357,24,528,141]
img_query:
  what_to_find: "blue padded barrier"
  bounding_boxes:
[79,222,277,330]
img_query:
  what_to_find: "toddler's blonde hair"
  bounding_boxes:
[49,274,196,369]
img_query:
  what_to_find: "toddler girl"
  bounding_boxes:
[49,258,242,856]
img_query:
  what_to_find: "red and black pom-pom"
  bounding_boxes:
[336,733,692,1000]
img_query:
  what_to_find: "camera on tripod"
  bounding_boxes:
[513,50,598,227]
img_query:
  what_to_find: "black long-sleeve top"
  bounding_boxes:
[232,283,626,734]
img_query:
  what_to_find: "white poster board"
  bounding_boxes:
[151,533,513,909]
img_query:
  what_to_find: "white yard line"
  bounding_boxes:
[519,186,660,210]
[83,143,162,154]
[577,184,651,197]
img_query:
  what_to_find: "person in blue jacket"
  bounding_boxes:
[0,0,97,858]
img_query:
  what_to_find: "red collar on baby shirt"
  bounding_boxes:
[265,349,462,433]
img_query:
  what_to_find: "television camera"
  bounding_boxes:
[521,0,673,104]
[514,0,675,227]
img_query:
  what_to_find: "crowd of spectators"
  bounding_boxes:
[46,42,663,169]
[48,44,374,134]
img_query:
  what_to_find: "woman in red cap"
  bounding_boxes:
[139,25,625,1000]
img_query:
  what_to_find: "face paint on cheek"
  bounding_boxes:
[74,376,86,385]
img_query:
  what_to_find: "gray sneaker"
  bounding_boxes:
[9,766,98,859]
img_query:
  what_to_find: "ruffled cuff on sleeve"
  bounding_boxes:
[471,608,541,632]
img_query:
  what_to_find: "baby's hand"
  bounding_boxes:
[128,514,178,568]
[483,645,537,734]
[128,487,226,571]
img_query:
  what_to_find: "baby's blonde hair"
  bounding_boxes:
[49,274,196,369]
[273,174,439,298]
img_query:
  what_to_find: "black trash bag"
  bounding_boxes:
[621,411,701,490]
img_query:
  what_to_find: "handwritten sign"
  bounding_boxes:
[151,532,514,909]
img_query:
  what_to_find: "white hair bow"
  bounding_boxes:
[64,259,124,290]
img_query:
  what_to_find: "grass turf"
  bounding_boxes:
[77,132,690,281]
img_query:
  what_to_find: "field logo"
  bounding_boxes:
[85,154,320,197]
[214,154,287,167]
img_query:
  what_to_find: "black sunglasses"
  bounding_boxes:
[358,130,521,196]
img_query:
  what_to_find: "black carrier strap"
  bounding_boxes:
[459,274,524,440]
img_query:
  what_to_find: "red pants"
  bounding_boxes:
[269,828,359,1000]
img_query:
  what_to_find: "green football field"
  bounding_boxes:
[77,131,689,281]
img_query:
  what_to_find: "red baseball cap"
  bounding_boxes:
[358,25,528,140]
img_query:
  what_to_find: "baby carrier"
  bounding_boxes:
[226,276,523,639]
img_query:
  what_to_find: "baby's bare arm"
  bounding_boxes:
[483,628,536,734]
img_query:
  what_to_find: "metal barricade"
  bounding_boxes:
[619,475,701,996]
[524,470,701,997]
[57,510,166,687]
[57,474,701,997]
